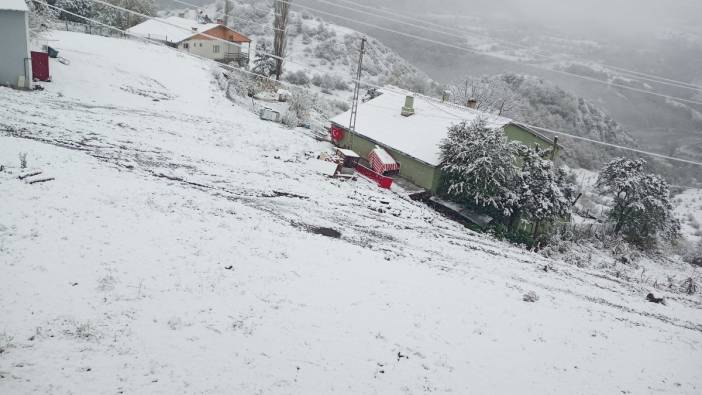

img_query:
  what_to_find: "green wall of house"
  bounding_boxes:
[504,124,560,157]
[334,122,558,193]
[336,126,440,191]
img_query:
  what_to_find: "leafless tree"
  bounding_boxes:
[449,76,525,117]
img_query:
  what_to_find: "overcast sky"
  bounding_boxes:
[361,0,702,40]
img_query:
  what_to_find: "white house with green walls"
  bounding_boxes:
[330,87,560,192]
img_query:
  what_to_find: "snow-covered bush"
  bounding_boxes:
[302,22,336,41]
[285,70,310,86]
[314,39,344,62]
[226,69,276,100]
[523,291,539,302]
[252,39,277,77]
[331,99,350,112]
[311,73,348,91]
[610,238,642,265]
[282,89,312,128]
[681,277,698,295]
[681,239,702,267]
[514,145,576,236]
[439,118,519,216]
[54,0,93,23]
[596,158,681,248]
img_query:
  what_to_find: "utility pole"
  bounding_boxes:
[349,37,367,141]
[223,0,230,26]
[273,0,290,80]
[550,136,559,164]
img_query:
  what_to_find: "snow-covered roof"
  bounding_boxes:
[336,148,359,158]
[126,16,220,44]
[372,146,397,164]
[1,0,29,12]
[331,88,520,166]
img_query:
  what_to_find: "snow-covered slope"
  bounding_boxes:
[1,31,702,394]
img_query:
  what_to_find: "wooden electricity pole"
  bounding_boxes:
[348,37,367,139]
[551,136,559,164]
[273,0,290,80]
[223,0,230,26]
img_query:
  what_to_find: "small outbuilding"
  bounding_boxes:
[368,146,400,175]
[0,0,33,89]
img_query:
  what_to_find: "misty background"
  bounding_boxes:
[157,0,702,181]
[291,0,702,177]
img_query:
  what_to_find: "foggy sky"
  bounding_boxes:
[361,0,702,40]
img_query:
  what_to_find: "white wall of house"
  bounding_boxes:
[178,39,240,61]
[0,8,32,89]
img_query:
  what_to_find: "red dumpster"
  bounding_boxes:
[31,51,50,82]
[356,164,394,189]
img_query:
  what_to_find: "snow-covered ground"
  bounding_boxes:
[1,31,702,394]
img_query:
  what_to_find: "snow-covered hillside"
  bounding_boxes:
[163,0,438,101]
[1,31,702,394]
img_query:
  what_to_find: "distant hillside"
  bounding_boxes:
[456,74,638,169]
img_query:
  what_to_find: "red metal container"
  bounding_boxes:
[356,164,394,189]
[31,51,50,82]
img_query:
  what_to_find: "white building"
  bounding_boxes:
[0,0,32,89]
[127,16,252,67]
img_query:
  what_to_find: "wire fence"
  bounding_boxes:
[52,19,128,39]
[553,218,618,240]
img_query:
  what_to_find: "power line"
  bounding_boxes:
[320,0,702,93]
[299,0,702,98]
[35,0,702,172]
[286,0,702,104]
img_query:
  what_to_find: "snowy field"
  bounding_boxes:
[1,31,702,394]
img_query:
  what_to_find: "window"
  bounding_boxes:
[213,45,220,54]
[183,43,189,49]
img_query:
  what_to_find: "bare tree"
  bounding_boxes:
[273,0,290,81]
[449,76,524,116]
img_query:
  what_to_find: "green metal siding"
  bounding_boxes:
[336,126,440,191]
[503,124,560,158]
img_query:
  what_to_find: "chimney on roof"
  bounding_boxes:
[401,95,415,117]
[191,27,198,32]
[467,97,477,109]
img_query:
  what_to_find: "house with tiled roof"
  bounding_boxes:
[127,16,252,67]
